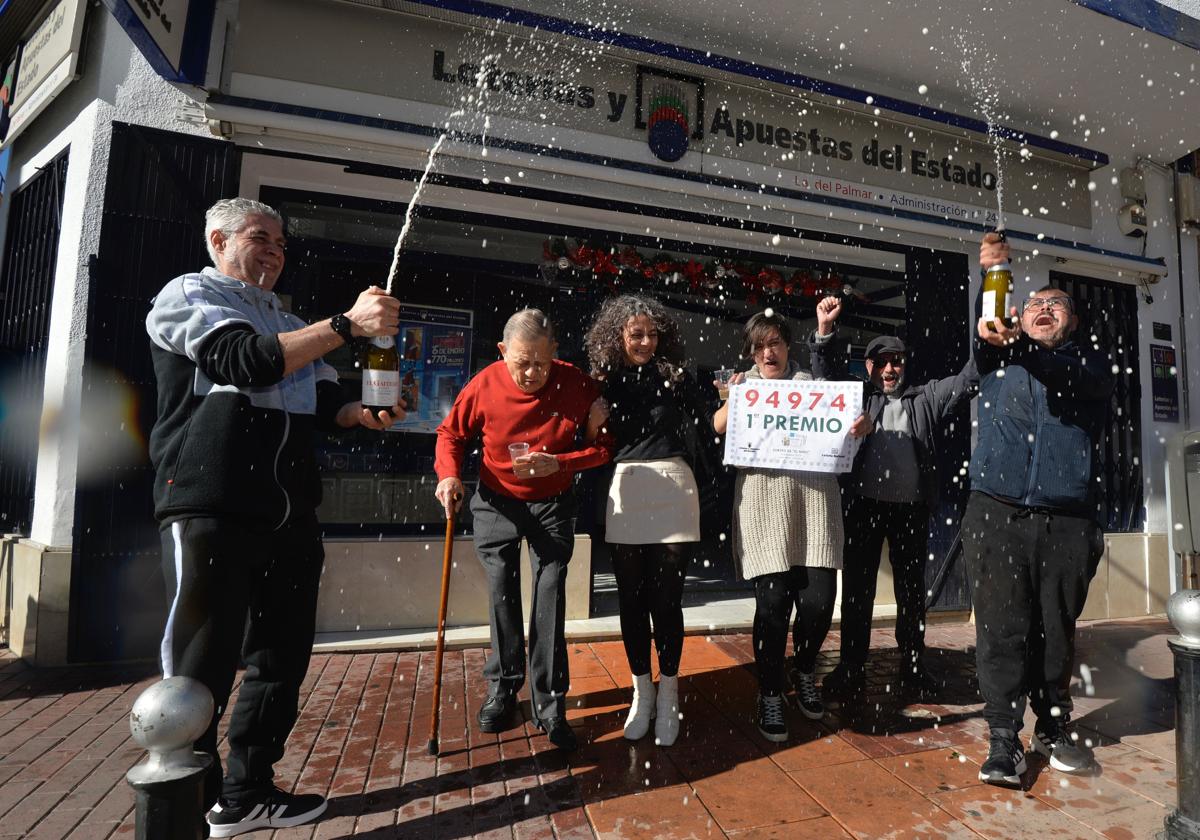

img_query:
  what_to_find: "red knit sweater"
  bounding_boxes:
[435,359,612,500]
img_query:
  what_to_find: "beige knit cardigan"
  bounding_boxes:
[731,361,845,579]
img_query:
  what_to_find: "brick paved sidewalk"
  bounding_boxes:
[0,617,1179,839]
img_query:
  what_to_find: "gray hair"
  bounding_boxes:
[502,308,556,344]
[204,198,283,265]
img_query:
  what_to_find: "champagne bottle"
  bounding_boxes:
[982,229,1012,331]
[362,335,400,414]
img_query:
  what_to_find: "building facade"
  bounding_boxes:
[1,0,1197,663]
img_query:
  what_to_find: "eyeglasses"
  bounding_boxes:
[872,354,905,368]
[1022,296,1073,313]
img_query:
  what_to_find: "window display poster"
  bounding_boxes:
[723,378,864,473]
[390,304,473,433]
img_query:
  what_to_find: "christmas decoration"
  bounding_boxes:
[541,238,861,305]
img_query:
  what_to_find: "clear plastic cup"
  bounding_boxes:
[714,368,736,401]
[508,442,530,475]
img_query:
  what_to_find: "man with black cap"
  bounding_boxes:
[812,319,977,700]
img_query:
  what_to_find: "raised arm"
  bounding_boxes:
[809,295,846,380]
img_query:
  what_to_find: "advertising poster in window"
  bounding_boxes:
[389,304,474,433]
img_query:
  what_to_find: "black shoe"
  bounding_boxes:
[823,663,865,697]
[478,693,517,733]
[979,728,1027,788]
[757,692,789,742]
[536,716,578,751]
[788,669,825,721]
[206,788,327,838]
[1032,720,1095,773]
[898,665,940,701]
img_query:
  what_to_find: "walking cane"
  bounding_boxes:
[429,493,459,756]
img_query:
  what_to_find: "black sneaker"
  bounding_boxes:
[978,728,1027,788]
[536,716,578,751]
[789,669,825,720]
[206,788,327,838]
[477,693,517,733]
[1032,721,1095,773]
[822,663,865,698]
[757,692,788,742]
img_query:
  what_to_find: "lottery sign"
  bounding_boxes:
[723,379,863,473]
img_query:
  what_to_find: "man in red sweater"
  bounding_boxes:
[435,309,611,750]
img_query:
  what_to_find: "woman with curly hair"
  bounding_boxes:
[584,294,708,747]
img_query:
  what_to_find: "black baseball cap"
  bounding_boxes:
[865,336,906,360]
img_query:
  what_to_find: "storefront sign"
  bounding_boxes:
[1151,344,1180,423]
[723,379,863,473]
[4,0,86,147]
[389,304,474,434]
[231,0,1097,229]
[100,0,215,84]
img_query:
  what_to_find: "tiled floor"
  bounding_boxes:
[0,617,1181,839]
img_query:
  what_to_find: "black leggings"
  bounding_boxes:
[753,566,838,694]
[611,543,688,677]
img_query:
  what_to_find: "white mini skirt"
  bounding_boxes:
[605,457,701,544]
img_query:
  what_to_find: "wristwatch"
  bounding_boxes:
[330,313,355,345]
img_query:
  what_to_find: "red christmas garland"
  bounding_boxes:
[542,238,854,305]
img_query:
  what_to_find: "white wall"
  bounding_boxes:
[7,10,212,546]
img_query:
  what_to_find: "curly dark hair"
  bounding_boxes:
[584,294,687,381]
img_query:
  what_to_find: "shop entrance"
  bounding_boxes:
[259,182,974,617]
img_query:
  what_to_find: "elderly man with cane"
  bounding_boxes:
[434,309,611,751]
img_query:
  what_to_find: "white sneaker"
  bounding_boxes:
[654,675,680,746]
[623,672,656,740]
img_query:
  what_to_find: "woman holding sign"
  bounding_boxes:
[584,295,711,748]
[712,298,852,742]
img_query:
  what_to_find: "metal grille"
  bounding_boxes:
[70,123,239,662]
[0,150,68,536]
[903,247,973,612]
[1050,271,1144,531]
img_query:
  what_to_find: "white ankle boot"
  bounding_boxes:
[655,674,680,746]
[623,672,656,740]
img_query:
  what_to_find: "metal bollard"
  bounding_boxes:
[1163,589,1200,840]
[126,677,215,840]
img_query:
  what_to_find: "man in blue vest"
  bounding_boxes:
[967,232,1113,787]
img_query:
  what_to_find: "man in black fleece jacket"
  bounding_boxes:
[812,305,977,701]
[145,198,403,838]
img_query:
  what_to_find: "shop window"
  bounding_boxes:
[260,186,911,539]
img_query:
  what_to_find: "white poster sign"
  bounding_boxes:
[723,379,863,473]
[4,0,86,147]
